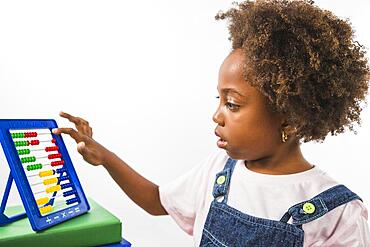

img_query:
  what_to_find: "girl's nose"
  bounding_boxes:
[213,107,225,126]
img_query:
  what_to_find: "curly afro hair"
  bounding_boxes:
[216,0,370,143]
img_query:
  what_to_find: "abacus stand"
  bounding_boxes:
[0,171,27,226]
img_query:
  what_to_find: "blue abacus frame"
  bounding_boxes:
[0,119,90,231]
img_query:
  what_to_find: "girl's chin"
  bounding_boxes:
[225,149,249,161]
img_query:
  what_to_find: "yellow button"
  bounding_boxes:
[303,202,315,214]
[216,175,226,185]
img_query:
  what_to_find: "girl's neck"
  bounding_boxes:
[244,139,313,175]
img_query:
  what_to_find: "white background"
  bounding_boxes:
[0,1,369,246]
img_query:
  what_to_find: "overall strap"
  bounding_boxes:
[280,184,362,226]
[212,158,237,204]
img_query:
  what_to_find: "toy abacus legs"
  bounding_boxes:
[0,119,89,231]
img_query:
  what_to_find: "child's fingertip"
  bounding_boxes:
[77,142,86,151]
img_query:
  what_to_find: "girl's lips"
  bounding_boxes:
[217,138,228,148]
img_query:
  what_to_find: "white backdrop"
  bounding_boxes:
[0,1,369,246]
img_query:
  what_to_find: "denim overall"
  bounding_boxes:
[199,158,362,247]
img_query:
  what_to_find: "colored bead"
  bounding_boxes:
[26,163,42,170]
[59,175,69,181]
[48,153,62,159]
[66,197,80,205]
[14,141,28,147]
[43,177,58,185]
[12,133,25,139]
[56,167,67,174]
[36,197,49,206]
[30,140,40,145]
[46,185,61,193]
[39,205,53,214]
[39,170,54,177]
[24,132,37,138]
[51,160,64,166]
[61,183,73,189]
[45,146,59,152]
[63,189,76,197]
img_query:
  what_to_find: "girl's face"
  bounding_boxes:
[214,49,284,161]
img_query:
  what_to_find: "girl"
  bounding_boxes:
[53,0,370,246]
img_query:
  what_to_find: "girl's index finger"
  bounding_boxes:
[59,111,88,127]
[59,111,78,123]
[52,128,82,143]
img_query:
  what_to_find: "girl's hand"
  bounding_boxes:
[52,111,110,166]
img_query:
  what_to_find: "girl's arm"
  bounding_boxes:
[52,111,168,216]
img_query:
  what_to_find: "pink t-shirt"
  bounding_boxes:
[159,149,370,246]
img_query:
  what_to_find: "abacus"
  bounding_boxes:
[0,119,89,231]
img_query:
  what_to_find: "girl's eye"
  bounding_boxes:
[225,102,240,111]
[215,96,240,111]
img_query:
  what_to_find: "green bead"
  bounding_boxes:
[18,149,29,155]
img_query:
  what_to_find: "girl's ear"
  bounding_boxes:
[280,120,298,137]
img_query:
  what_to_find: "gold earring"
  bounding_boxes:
[281,129,288,143]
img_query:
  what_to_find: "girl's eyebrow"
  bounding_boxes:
[218,87,246,98]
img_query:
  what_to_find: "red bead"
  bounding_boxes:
[30,140,40,145]
[48,153,62,159]
[51,160,64,166]
[45,146,59,152]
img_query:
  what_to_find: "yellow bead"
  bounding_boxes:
[39,205,53,214]
[36,197,49,206]
[39,170,54,177]
[46,185,61,193]
[43,177,58,185]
